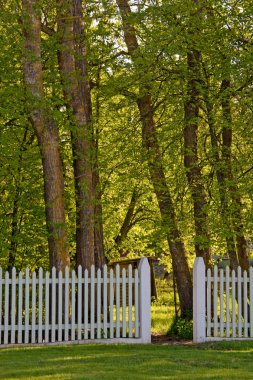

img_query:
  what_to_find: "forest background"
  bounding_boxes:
[0,0,253,316]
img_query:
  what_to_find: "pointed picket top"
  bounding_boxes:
[65,266,69,277]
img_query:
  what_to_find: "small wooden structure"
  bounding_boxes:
[109,257,157,299]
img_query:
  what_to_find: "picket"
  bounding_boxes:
[193,257,253,343]
[0,258,151,346]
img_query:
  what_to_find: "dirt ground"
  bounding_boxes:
[151,334,192,345]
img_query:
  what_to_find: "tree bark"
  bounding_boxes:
[204,89,239,269]
[57,0,95,270]
[220,79,248,270]
[116,0,192,315]
[184,50,211,266]
[22,0,69,270]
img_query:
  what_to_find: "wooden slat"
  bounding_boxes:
[116,264,120,338]
[11,267,16,344]
[38,268,43,343]
[225,266,230,337]
[231,270,236,337]
[64,266,69,342]
[134,268,139,338]
[77,266,82,340]
[213,266,218,336]
[58,270,63,342]
[250,267,253,337]
[84,269,88,340]
[128,265,133,338]
[45,271,50,343]
[219,269,224,337]
[243,270,248,338]
[71,270,76,341]
[18,271,23,344]
[4,271,9,344]
[109,268,114,339]
[237,267,242,338]
[206,268,211,337]
[97,268,101,339]
[122,268,126,338]
[90,265,95,339]
[51,267,56,343]
[103,265,108,339]
[31,271,36,343]
[24,268,30,344]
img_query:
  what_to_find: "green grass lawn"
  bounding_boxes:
[1,341,253,379]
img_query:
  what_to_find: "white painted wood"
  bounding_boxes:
[45,271,50,343]
[237,267,242,338]
[18,270,23,344]
[134,268,139,338]
[219,269,224,338]
[128,265,133,338]
[4,271,10,344]
[243,270,248,338]
[58,270,63,342]
[31,271,36,343]
[97,268,101,339]
[206,268,211,337]
[138,258,151,343]
[193,258,206,343]
[116,264,120,338]
[90,265,95,339]
[225,266,230,338]
[109,268,114,339]
[11,267,16,344]
[71,269,76,341]
[38,268,43,343]
[64,266,69,342]
[213,266,218,337]
[0,268,2,344]
[25,267,30,344]
[231,270,236,337]
[77,265,82,340]
[122,268,126,338]
[84,269,88,340]
[103,265,108,339]
[0,258,152,346]
[250,267,253,337]
[51,267,56,343]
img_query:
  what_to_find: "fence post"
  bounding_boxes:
[193,257,206,343]
[138,258,151,343]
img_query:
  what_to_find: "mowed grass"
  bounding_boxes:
[1,341,253,379]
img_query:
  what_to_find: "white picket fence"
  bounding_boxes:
[194,257,253,343]
[0,257,151,346]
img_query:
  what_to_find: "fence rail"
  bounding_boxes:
[0,258,151,346]
[193,257,253,343]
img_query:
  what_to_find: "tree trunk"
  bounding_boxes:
[184,50,211,266]
[116,0,192,315]
[57,0,95,270]
[204,90,239,269]
[22,0,69,270]
[220,79,248,270]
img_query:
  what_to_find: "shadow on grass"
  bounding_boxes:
[1,342,253,379]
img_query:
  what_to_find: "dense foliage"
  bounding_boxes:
[0,0,252,313]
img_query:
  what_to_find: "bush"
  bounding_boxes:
[167,315,193,340]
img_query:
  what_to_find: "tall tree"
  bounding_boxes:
[22,0,69,270]
[184,48,211,266]
[116,0,192,315]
